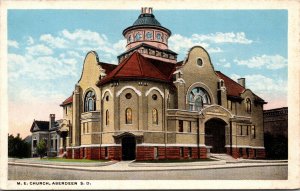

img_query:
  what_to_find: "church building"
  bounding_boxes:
[58,7,266,160]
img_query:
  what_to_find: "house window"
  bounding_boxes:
[33,140,37,147]
[84,90,96,112]
[180,147,184,157]
[154,147,158,159]
[65,106,68,115]
[240,125,243,135]
[152,109,158,125]
[125,93,132,99]
[55,139,57,151]
[239,148,243,157]
[188,87,211,111]
[246,126,249,135]
[188,147,192,158]
[104,147,108,158]
[106,110,109,125]
[251,125,256,139]
[246,98,251,113]
[227,100,232,110]
[196,58,203,67]
[188,121,192,133]
[179,120,183,132]
[106,95,109,102]
[126,108,132,124]
[152,94,157,100]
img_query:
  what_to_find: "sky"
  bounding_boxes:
[7,9,288,138]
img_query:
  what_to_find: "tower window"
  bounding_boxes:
[146,32,153,40]
[84,90,96,112]
[135,33,142,41]
[125,108,132,124]
[196,58,203,67]
[152,94,157,100]
[156,33,162,41]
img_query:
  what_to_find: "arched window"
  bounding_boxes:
[84,90,96,112]
[125,108,132,124]
[188,87,211,111]
[152,109,158,125]
[197,58,203,67]
[246,98,251,113]
[106,110,109,125]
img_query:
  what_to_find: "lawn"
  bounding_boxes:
[41,158,108,163]
[134,158,217,163]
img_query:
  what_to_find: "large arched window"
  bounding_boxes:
[125,108,132,124]
[152,109,158,125]
[188,87,211,111]
[246,98,252,113]
[84,90,96,112]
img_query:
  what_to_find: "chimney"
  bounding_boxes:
[49,114,55,129]
[141,7,153,14]
[238,78,246,88]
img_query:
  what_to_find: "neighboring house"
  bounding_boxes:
[264,107,288,138]
[58,7,267,161]
[30,114,67,157]
[263,107,288,159]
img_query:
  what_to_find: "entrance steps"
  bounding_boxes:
[210,153,239,163]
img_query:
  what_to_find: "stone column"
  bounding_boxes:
[72,84,81,146]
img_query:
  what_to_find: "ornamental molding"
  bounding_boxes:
[116,86,142,97]
[145,87,164,98]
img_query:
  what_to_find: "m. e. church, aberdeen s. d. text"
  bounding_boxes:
[31,7,266,161]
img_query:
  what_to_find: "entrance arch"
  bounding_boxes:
[205,118,227,153]
[121,136,136,160]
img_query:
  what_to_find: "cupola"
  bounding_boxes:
[118,7,177,64]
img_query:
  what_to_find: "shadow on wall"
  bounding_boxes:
[264,132,288,159]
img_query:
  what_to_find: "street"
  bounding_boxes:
[8,164,287,180]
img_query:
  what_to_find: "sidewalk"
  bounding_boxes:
[8,158,287,172]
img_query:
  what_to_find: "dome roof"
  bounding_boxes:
[132,14,162,26]
[123,8,171,36]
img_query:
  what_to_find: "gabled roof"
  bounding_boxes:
[30,120,49,132]
[98,52,172,86]
[100,62,118,74]
[216,71,245,97]
[60,95,73,106]
[216,71,265,103]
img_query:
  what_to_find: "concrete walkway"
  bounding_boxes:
[8,158,287,172]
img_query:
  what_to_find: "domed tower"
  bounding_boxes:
[118,7,177,63]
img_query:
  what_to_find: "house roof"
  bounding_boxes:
[98,52,173,86]
[30,120,49,132]
[216,71,245,97]
[60,95,73,106]
[100,62,118,74]
[216,71,265,103]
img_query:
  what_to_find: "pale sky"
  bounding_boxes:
[7,9,287,138]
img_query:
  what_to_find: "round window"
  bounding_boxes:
[125,93,132,99]
[152,94,158,100]
[106,95,109,101]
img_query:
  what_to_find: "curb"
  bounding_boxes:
[8,161,288,172]
[129,160,226,167]
[8,159,117,167]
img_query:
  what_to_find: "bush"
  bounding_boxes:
[8,134,31,158]
[36,139,47,158]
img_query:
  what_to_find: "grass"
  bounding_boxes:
[134,158,217,163]
[41,158,108,163]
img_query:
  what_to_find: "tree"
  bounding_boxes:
[8,134,31,158]
[36,139,47,158]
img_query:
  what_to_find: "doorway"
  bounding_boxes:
[205,118,226,153]
[121,136,136,160]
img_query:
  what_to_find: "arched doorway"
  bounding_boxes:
[122,136,136,160]
[205,118,227,153]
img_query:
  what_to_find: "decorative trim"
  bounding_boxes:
[116,86,142,97]
[225,145,265,149]
[173,70,183,75]
[145,87,164,98]
[80,144,101,148]
[101,144,121,147]
[101,89,113,99]
[173,78,185,84]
